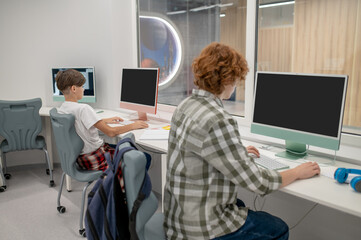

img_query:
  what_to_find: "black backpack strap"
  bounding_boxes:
[86,210,100,240]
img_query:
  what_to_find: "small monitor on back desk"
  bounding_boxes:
[251,71,348,160]
[119,68,159,121]
[52,67,96,103]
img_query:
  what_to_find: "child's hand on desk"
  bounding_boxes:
[280,162,320,187]
[129,121,149,130]
[294,162,321,179]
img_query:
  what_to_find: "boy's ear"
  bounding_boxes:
[70,85,76,92]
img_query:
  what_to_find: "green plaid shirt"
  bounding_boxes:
[163,89,282,240]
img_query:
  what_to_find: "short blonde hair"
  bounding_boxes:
[192,42,249,95]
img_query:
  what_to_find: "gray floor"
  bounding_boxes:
[0,164,161,240]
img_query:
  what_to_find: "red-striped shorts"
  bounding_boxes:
[77,143,124,190]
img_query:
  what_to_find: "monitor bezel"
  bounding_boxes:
[52,66,96,103]
[251,71,348,151]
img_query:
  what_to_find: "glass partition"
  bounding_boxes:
[138,0,248,117]
[257,0,361,135]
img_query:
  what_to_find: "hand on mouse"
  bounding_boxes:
[246,145,260,158]
[130,121,149,130]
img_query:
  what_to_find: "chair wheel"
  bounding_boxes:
[0,186,5,192]
[49,180,55,187]
[57,206,66,213]
[79,229,86,237]
[5,173,11,180]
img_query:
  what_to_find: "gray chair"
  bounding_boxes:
[49,108,102,237]
[0,98,54,192]
[121,136,166,240]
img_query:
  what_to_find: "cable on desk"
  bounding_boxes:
[289,203,318,230]
[253,193,318,230]
[286,145,309,156]
[302,150,337,167]
[259,144,274,150]
[253,194,267,211]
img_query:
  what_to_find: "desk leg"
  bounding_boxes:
[161,154,167,212]
[66,175,72,191]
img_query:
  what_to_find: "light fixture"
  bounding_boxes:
[190,4,216,12]
[139,16,183,89]
[220,13,226,18]
[166,10,187,15]
[218,3,234,8]
[259,1,295,9]
[190,3,234,12]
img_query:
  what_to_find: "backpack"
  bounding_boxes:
[85,135,152,240]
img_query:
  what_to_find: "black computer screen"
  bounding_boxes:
[253,72,347,138]
[121,68,158,106]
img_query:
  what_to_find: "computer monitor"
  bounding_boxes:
[52,67,96,103]
[251,71,348,160]
[119,68,159,121]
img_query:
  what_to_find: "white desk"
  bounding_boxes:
[40,107,169,192]
[242,140,361,218]
[40,107,361,219]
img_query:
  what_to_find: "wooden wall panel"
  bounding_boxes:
[349,0,361,126]
[220,0,361,128]
[220,0,247,101]
[292,0,360,127]
[258,27,293,72]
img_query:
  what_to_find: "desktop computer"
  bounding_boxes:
[119,68,159,121]
[251,71,348,160]
[52,67,96,103]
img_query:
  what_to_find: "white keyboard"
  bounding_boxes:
[320,166,337,179]
[120,120,134,125]
[254,155,289,170]
[108,120,134,126]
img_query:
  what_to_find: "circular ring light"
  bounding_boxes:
[139,15,183,90]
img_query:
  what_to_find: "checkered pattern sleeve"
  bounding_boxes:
[201,117,282,195]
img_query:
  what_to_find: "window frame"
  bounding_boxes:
[137,0,361,158]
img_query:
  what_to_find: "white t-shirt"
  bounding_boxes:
[58,101,103,154]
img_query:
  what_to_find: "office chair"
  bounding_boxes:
[0,98,54,192]
[121,137,166,240]
[49,108,102,237]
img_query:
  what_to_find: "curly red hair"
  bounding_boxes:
[192,42,249,95]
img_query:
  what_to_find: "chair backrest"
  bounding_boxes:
[0,98,44,152]
[121,140,159,240]
[49,108,101,182]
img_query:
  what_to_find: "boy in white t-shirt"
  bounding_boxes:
[55,69,148,171]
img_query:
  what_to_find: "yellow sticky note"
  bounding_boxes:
[162,125,171,130]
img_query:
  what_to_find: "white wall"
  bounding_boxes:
[1,2,360,239]
[0,0,138,109]
[0,0,138,167]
